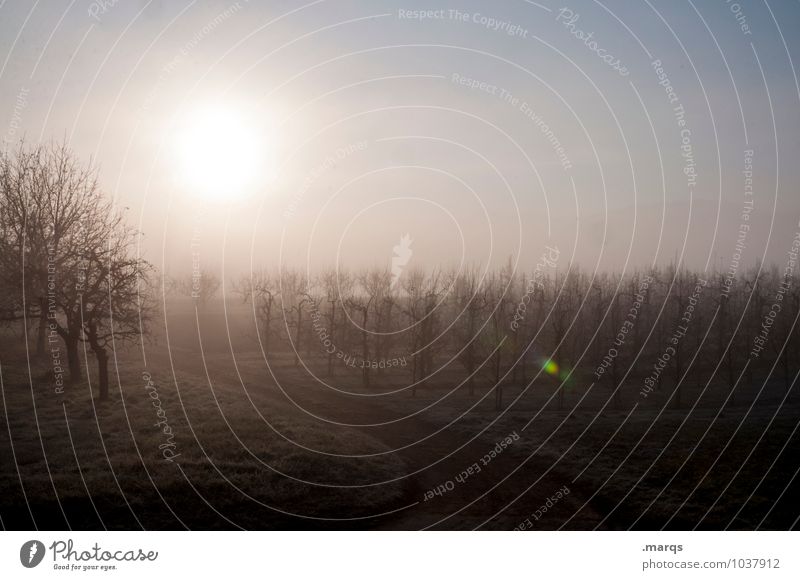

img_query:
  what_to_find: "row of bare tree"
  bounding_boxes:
[0,142,153,400]
[236,262,799,409]
[3,142,797,410]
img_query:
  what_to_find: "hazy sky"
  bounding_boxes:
[2,0,799,278]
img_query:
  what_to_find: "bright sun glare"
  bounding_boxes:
[173,105,273,201]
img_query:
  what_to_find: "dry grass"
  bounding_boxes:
[0,342,409,529]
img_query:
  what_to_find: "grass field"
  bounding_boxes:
[1,301,799,530]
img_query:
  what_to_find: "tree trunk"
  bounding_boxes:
[466,345,476,396]
[361,309,370,388]
[411,335,418,397]
[36,297,47,357]
[327,301,336,377]
[65,334,82,383]
[674,346,683,409]
[94,347,109,401]
[259,301,273,357]
[494,352,502,411]
[294,307,303,367]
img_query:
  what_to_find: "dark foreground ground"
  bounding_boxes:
[1,309,799,530]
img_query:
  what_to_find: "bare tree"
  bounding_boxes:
[0,141,99,365]
[452,268,488,396]
[482,270,513,411]
[0,141,153,398]
[281,269,310,367]
[76,219,155,400]
[236,270,280,356]
[346,269,388,388]
[219,259,800,413]
[400,268,447,396]
[172,269,221,306]
[319,268,352,376]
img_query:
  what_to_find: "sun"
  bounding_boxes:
[172,104,274,201]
